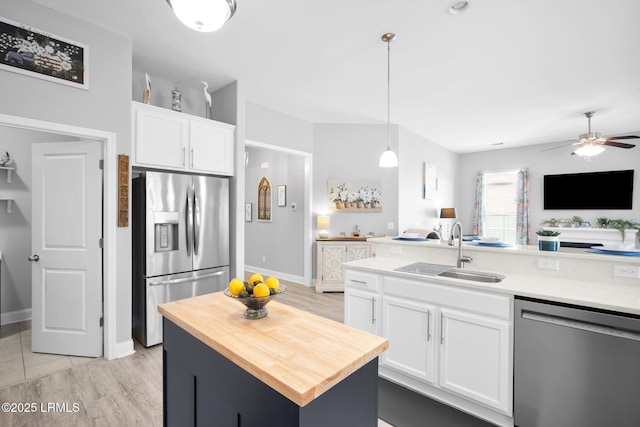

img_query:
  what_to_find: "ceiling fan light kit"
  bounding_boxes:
[166,0,237,32]
[379,32,399,168]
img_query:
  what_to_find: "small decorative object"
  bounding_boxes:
[596,217,610,229]
[0,151,11,167]
[257,176,272,221]
[118,154,129,227]
[143,73,151,104]
[225,275,286,319]
[353,225,361,237]
[277,185,286,207]
[536,230,561,251]
[570,216,583,228]
[201,81,213,119]
[171,86,182,112]
[541,218,564,227]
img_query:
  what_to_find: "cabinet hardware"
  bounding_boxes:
[440,313,445,344]
[190,148,194,168]
[427,310,431,342]
[350,279,367,286]
[371,297,376,324]
[181,147,186,166]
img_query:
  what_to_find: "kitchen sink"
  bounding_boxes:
[394,262,504,283]
[437,269,505,283]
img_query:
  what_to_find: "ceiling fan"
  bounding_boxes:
[543,111,638,157]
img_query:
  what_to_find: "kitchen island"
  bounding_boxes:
[158,292,388,427]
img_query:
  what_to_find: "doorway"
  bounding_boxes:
[0,113,119,360]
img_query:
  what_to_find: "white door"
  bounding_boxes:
[31,141,103,357]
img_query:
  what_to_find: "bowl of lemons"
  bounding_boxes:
[224,273,286,319]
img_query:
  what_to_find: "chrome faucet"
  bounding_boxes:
[448,222,472,268]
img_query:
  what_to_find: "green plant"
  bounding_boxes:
[596,217,610,228]
[608,219,640,242]
[541,218,564,227]
[571,215,583,226]
[536,229,561,237]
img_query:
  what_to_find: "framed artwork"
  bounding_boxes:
[277,185,286,207]
[245,203,252,222]
[0,16,89,89]
[257,176,272,222]
[327,179,382,212]
[423,162,437,199]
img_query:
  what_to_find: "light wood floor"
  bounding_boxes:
[0,278,391,426]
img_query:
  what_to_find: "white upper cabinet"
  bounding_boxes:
[132,102,235,176]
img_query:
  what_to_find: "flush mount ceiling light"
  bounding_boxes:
[447,1,471,15]
[166,0,237,32]
[379,32,399,168]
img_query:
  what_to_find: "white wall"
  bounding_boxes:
[398,127,458,234]
[457,139,640,238]
[0,1,132,346]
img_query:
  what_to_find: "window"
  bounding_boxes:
[483,170,519,244]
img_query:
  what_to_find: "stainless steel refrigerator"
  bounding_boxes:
[132,171,229,347]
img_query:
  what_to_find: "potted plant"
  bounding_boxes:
[596,217,610,229]
[570,216,583,228]
[541,218,564,227]
[608,219,640,243]
[536,229,561,251]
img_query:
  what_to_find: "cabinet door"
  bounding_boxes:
[320,244,346,283]
[382,296,435,384]
[344,288,379,335]
[133,104,187,169]
[439,308,510,413]
[345,243,371,262]
[189,120,234,175]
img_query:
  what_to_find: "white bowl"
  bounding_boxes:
[402,232,420,238]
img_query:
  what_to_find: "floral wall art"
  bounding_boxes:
[328,179,383,212]
[0,16,88,89]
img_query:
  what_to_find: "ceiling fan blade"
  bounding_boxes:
[541,141,577,152]
[605,135,640,140]
[602,140,636,149]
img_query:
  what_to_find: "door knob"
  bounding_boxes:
[28,254,40,262]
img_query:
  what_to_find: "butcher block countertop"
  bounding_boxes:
[158,292,388,407]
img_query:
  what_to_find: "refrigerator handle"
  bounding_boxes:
[186,187,193,256]
[193,188,200,255]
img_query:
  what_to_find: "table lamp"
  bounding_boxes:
[317,215,330,239]
[439,208,456,240]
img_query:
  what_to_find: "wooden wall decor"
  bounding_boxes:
[118,154,129,227]
[257,176,272,222]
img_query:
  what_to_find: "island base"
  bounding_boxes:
[163,318,380,426]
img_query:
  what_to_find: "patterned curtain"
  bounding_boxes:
[516,168,531,245]
[472,172,484,236]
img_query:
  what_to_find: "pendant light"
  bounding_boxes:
[379,32,399,168]
[166,0,237,32]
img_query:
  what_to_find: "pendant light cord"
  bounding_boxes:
[387,39,391,149]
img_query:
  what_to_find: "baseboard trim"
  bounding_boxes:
[115,339,135,359]
[0,308,32,326]
[244,265,308,287]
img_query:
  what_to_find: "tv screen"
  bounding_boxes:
[543,169,634,210]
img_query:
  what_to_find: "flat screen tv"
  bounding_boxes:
[543,169,634,210]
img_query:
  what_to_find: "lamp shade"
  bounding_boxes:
[379,147,399,167]
[317,215,330,238]
[574,144,605,157]
[440,208,457,219]
[167,0,236,32]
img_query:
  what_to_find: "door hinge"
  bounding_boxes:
[99,159,104,170]
[99,317,104,327]
[99,238,103,248]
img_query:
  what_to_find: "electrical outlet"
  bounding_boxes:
[537,258,559,271]
[387,222,395,230]
[613,265,640,278]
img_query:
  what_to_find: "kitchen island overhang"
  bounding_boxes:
[159,292,388,426]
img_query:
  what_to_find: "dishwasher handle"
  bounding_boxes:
[522,310,640,342]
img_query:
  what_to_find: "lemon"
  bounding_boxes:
[253,283,270,298]
[248,273,264,286]
[228,278,245,296]
[265,276,280,292]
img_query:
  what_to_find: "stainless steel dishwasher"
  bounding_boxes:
[514,297,640,427]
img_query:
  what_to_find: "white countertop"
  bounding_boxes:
[344,256,640,316]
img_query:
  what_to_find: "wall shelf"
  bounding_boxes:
[0,166,14,184]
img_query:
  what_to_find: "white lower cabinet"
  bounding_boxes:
[344,268,514,426]
[381,296,436,384]
[439,308,510,413]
